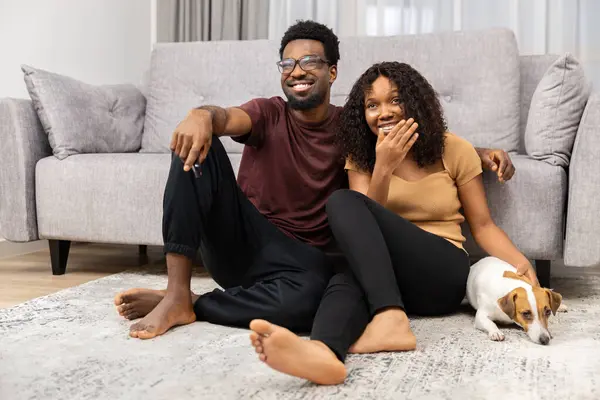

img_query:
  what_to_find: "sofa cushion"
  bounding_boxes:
[35,153,243,245]
[141,39,279,154]
[524,54,591,167]
[21,65,146,160]
[332,29,521,153]
[518,54,560,153]
[462,155,567,260]
[142,28,521,154]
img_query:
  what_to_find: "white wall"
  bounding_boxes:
[0,0,152,99]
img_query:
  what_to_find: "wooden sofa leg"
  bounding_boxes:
[49,240,71,275]
[138,245,149,265]
[535,260,551,288]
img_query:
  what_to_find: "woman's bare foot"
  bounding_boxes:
[349,309,416,353]
[249,319,347,385]
[128,291,196,339]
[114,289,200,320]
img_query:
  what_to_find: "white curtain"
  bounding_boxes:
[268,0,600,86]
[157,0,269,42]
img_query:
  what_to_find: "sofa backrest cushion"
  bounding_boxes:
[22,65,146,160]
[518,54,560,153]
[524,53,591,167]
[141,28,521,155]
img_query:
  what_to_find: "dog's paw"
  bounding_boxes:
[489,331,505,341]
[557,303,568,313]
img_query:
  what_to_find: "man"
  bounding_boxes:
[114,20,515,339]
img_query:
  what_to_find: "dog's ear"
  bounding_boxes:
[546,289,562,316]
[497,290,518,319]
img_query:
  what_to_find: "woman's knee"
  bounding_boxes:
[326,189,364,215]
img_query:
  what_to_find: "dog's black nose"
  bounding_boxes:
[539,334,550,345]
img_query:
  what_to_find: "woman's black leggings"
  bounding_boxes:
[310,189,470,361]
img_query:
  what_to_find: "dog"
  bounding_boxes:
[466,256,563,345]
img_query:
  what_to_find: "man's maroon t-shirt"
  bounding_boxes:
[234,96,347,248]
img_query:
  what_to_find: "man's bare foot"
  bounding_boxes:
[249,319,347,385]
[114,289,200,320]
[349,308,416,353]
[129,292,196,339]
[114,289,166,320]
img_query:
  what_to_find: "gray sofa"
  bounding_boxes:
[1,28,598,286]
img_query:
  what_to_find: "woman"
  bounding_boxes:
[247,62,539,385]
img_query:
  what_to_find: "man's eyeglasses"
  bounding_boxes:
[276,55,330,74]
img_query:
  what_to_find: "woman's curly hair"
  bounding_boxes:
[337,62,447,171]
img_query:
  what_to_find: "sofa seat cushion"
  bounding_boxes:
[462,155,567,260]
[35,153,242,245]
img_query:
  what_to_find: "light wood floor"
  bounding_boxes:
[2,242,598,310]
[0,243,166,309]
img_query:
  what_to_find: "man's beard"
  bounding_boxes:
[284,88,326,110]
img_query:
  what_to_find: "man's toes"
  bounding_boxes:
[125,311,141,320]
[129,322,144,334]
[259,353,267,362]
[250,332,259,342]
[137,329,158,340]
[255,345,263,354]
[118,303,132,315]
[115,291,135,306]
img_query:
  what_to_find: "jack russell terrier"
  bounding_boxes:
[466,256,564,345]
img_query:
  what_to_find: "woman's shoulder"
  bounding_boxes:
[442,132,482,182]
[443,132,476,151]
[345,156,371,175]
[443,132,479,161]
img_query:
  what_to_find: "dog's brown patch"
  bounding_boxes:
[497,288,534,331]
[532,287,562,330]
[503,270,563,329]
[503,270,532,285]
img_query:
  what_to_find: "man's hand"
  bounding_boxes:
[170,109,213,172]
[476,148,515,183]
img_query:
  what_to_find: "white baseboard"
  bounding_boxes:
[0,239,48,259]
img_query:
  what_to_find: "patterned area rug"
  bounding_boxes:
[1,267,599,400]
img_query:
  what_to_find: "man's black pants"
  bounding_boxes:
[162,137,333,332]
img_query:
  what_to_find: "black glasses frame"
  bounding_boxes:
[276,55,330,74]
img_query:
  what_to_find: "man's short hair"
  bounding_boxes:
[279,20,340,66]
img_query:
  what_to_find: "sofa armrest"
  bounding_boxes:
[0,98,51,241]
[564,92,600,267]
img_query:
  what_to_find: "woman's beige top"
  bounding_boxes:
[345,133,483,250]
